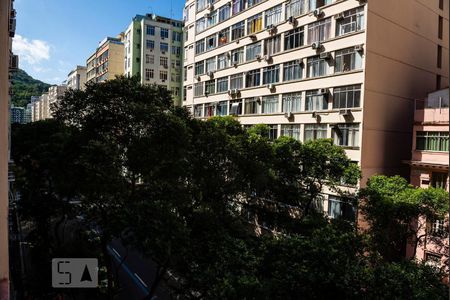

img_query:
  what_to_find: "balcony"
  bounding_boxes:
[414,98,449,125]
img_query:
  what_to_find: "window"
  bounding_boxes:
[286,0,307,19]
[217,53,229,69]
[196,18,206,33]
[229,100,243,115]
[231,47,244,65]
[307,56,328,77]
[204,103,215,117]
[195,61,205,75]
[336,7,364,36]
[285,27,304,50]
[416,132,449,152]
[146,25,155,35]
[283,60,303,81]
[282,93,302,113]
[205,80,216,95]
[429,218,446,236]
[145,69,154,81]
[432,172,448,189]
[194,104,203,117]
[218,28,230,46]
[263,65,280,84]
[305,90,328,111]
[146,54,154,64]
[161,28,169,39]
[439,0,444,9]
[246,69,261,87]
[309,0,332,10]
[307,18,331,44]
[425,253,442,268]
[160,42,169,52]
[281,124,301,140]
[146,40,155,49]
[194,82,204,96]
[304,124,327,140]
[333,85,361,109]
[265,5,283,28]
[328,196,355,221]
[244,98,259,114]
[437,45,442,68]
[230,73,244,89]
[231,21,245,41]
[195,40,205,54]
[248,0,262,8]
[335,47,362,73]
[206,58,216,73]
[268,124,278,140]
[197,0,207,11]
[264,35,281,55]
[207,11,218,27]
[332,124,360,148]
[172,31,182,42]
[232,0,246,15]
[262,95,279,114]
[216,101,228,116]
[159,71,168,81]
[246,42,262,61]
[217,77,229,92]
[206,34,217,50]
[247,13,263,34]
[219,4,231,22]
[160,57,168,68]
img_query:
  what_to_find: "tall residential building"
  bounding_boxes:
[10,106,24,124]
[405,88,449,271]
[183,0,449,216]
[124,14,184,105]
[86,36,125,84]
[1,0,16,297]
[31,85,67,121]
[67,65,87,90]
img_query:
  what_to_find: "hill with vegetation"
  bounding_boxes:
[11,69,51,107]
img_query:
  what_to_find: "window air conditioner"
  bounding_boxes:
[229,89,239,95]
[354,44,364,52]
[311,42,321,50]
[249,34,257,40]
[196,75,201,81]
[207,71,214,77]
[313,8,322,18]
[318,88,329,95]
[288,16,295,25]
[339,109,352,116]
[264,55,271,61]
[320,52,332,60]
[256,54,262,60]
[207,3,214,10]
[267,84,275,90]
[334,13,344,20]
[9,55,18,71]
[285,112,294,119]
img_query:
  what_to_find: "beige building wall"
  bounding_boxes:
[86,37,125,84]
[67,65,87,90]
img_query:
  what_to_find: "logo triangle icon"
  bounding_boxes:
[80,265,92,282]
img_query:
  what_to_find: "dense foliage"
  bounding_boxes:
[12,77,449,299]
[11,69,51,107]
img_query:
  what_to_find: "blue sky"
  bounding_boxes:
[13,0,185,84]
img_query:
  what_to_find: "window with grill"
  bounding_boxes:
[146,25,155,35]
[309,0,332,10]
[282,93,302,113]
[283,60,303,81]
[265,5,283,28]
[263,65,280,84]
[262,95,279,113]
[286,0,307,19]
[195,61,205,75]
[159,70,168,80]
[306,56,328,77]
[146,54,154,64]
[217,77,229,92]
[336,7,364,36]
[146,40,155,49]
[244,98,259,114]
[230,73,244,89]
[229,100,243,115]
[247,13,263,34]
[264,35,281,55]
[246,69,261,87]
[416,132,449,152]
[161,28,169,39]
[231,21,245,40]
[218,28,230,46]
[335,47,362,73]
[195,40,205,54]
[231,47,244,65]
[432,172,448,189]
[284,27,304,50]
[281,124,301,140]
[217,53,229,69]
[307,18,331,44]
[160,43,169,52]
[305,90,327,111]
[304,124,327,141]
[145,69,154,81]
[268,124,278,140]
[327,196,355,221]
[194,82,204,96]
[205,80,216,95]
[246,42,262,61]
[205,58,216,73]
[332,85,361,109]
[428,218,446,236]
[332,123,360,148]
[160,57,168,68]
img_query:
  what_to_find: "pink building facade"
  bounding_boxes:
[407,88,449,271]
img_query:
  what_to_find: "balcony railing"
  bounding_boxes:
[415,98,449,124]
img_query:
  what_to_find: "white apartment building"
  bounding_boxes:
[182,0,448,217]
[124,14,184,105]
[31,85,67,121]
[67,65,87,90]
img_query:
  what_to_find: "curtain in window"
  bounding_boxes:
[262,96,279,113]
[282,93,302,112]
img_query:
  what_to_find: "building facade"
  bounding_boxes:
[67,65,87,90]
[1,0,16,297]
[182,0,449,216]
[86,36,125,84]
[10,106,24,124]
[31,85,67,121]
[124,14,184,105]
[406,88,449,271]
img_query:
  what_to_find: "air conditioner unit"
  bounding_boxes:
[267,84,275,90]
[233,62,238,67]
[354,44,364,52]
[9,55,18,71]
[207,71,214,77]
[339,109,352,116]
[285,112,294,119]
[288,16,296,24]
[205,12,210,18]
[266,25,276,34]
[264,55,271,61]
[229,89,239,95]
[207,3,214,10]
[311,42,321,50]
[312,111,318,118]
[334,13,344,20]
[249,34,257,40]
[320,52,332,60]
[295,59,304,66]
[313,8,322,18]
[318,88,329,95]
[255,54,262,60]
[162,51,166,54]
[196,75,201,81]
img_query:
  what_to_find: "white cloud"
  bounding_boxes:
[12,35,50,65]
